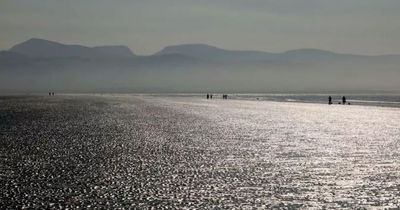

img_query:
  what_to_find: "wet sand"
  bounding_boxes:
[1,95,400,209]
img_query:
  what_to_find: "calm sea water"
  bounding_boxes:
[149,93,400,108]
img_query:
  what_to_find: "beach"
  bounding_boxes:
[1,94,400,209]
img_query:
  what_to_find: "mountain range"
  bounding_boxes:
[1,38,400,92]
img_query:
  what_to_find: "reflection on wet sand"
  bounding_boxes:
[1,95,400,209]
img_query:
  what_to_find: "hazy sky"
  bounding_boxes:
[1,0,400,55]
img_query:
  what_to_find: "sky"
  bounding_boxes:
[1,0,400,55]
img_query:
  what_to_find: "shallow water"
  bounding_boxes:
[150,93,400,108]
[1,95,400,209]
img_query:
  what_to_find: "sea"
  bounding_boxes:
[148,93,400,108]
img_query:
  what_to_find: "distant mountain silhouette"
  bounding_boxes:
[1,38,400,92]
[156,44,278,62]
[9,38,135,59]
[282,49,343,60]
[155,44,374,63]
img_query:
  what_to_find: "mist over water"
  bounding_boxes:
[1,39,400,93]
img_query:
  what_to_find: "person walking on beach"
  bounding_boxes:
[207,94,209,99]
[342,96,346,105]
[328,96,332,105]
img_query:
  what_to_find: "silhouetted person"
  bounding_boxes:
[328,96,332,105]
[49,92,51,96]
[342,96,346,105]
[52,92,54,96]
[210,94,213,99]
[207,94,209,99]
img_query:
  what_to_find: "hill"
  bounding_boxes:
[9,38,135,59]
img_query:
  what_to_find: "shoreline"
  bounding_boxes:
[1,93,400,109]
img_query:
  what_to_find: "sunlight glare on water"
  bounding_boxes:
[146,96,400,209]
[1,95,400,209]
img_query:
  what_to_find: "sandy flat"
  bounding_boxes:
[1,95,400,209]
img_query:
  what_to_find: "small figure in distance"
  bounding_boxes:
[328,96,332,105]
[210,94,213,99]
[52,92,54,96]
[49,92,51,96]
[207,94,209,99]
[342,96,346,105]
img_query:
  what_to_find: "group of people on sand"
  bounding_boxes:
[328,96,350,105]
[48,92,55,96]
[205,93,349,104]
[206,93,229,100]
